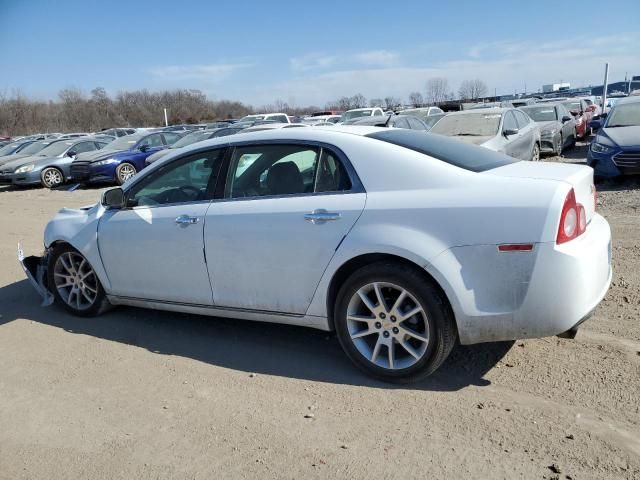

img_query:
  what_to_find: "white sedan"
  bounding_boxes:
[19,127,612,382]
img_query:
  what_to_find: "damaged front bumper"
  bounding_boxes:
[17,243,54,306]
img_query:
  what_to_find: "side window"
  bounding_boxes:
[514,111,530,129]
[226,144,319,198]
[72,142,97,154]
[95,142,109,149]
[502,112,518,132]
[139,134,164,148]
[127,149,224,207]
[314,149,352,193]
[374,109,383,116]
[162,133,182,145]
[431,107,444,114]
[273,115,288,123]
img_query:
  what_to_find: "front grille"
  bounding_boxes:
[71,161,91,180]
[613,151,640,168]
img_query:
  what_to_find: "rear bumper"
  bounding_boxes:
[433,214,612,344]
[17,244,53,306]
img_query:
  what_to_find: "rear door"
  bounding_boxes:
[501,111,527,159]
[514,110,536,159]
[204,143,366,314]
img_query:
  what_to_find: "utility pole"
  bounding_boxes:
[163,108,168,127]
[602,63,609,114]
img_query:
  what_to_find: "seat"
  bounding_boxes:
[265,161,304,195]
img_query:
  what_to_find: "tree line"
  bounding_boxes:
[0,77,489,136]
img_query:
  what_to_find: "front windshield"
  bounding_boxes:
[103,135,142,150]
[606,102,640,128]
[521,107,558,122]
[172,131,212,148]
[341,110,372,122]
[19,140,58,155]
[424,114,445,128]
[401,109,430,121]
[430,113,501,136]
[0,142,23,156]
[38,141,74,157]
[563,101,581,112]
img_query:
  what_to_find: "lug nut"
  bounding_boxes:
[379,313,386,319]
[392,327,399,334]
[383,331,390,338]
[375,322,382,329]
[390,316,396,322]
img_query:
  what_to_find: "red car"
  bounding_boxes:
[562,99,593,139]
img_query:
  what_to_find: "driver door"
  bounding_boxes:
[98,148,226,304]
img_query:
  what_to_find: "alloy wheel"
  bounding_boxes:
[53,251,99,310]
[118,164,136,182]
[346,282,429,370]
[42,168,63,188]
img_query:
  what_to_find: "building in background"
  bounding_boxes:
[542,83,571,93]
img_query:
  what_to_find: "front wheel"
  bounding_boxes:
[553,135,563,156]
[41,167,64,188]
[530,142,540,161]
[116,163,137,185]
[47,244,110,316]
[334,262,457,383]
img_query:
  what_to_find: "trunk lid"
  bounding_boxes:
[485,161,596,222]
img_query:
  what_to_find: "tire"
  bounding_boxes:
[115,162,137,185]
[569,132,577,149]
[530,142,540,162]
[47,243,111,317]
[41,167,64,188]
[334,261,457,383]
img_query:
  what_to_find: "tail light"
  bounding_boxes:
[557,188,586,244]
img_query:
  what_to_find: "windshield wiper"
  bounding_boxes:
[455,133,483,136]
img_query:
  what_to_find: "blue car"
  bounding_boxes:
[587,96,640,177]
[70,131,184,185]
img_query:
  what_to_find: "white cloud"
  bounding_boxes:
[149,63,253,81]
[290,53,339,72]
[258,33,640,106]
[290,49,399,73]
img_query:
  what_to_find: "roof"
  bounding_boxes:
[447,107,509,115]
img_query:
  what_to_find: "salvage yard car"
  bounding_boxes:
[70,131,184,185]
[520,103,577,155]
[1,137,111,187]
[587,95,640,177]
[429,108,541,161]
[19,127,611,383]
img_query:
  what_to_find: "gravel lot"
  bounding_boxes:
[0,139,638,479]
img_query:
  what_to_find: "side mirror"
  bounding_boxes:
[561,115,572,123]
[570,110,580,117]
[66,150,77,158]
[139,144,149,152]
[503,128,519,137]
[101,187,125,209]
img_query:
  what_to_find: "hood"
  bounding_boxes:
[0,153,31,166]
[600,126,640,147]
[75,148,125,162]
[450,135,493,146]
[537,120,561,133]
[0,154,50,172]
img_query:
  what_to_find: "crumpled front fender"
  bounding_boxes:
[17,243,54,306]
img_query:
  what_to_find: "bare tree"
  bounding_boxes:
[458,79,488,100]
[383,96,401,110]
[408,91,424,107]
[425,77,449,105]
[350,93,367,108]
[369,98,383,108]
[337,96,353,111]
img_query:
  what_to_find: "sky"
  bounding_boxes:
[1,0,639,107]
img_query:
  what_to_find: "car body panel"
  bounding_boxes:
[31,127,610,345]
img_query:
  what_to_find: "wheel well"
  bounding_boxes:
[325,253,456,332]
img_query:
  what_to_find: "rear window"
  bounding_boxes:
[366,129,518,172]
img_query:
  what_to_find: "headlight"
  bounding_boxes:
[590,142,613,154]
[15,164,34,173]
[93,159,114,166]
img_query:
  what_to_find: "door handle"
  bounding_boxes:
[304,209,341,224]
[175,214,199,225]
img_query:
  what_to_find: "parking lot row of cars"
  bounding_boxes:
[0,94,638,188]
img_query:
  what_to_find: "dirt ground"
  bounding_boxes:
[0,140,638,479]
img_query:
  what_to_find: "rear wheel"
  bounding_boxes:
[47,244,110,316]
[553,135,563,156]
[334,262,456,383]
[530,142,540,161]
[116,163,137,185]
[41,167,64,188]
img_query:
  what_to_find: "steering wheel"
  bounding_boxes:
[178,185,201,198]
